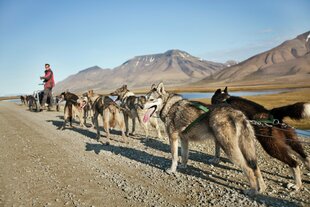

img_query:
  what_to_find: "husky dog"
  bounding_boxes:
[110,85,162,140]
[59,91,86,130]
[20,95,27,105]
[25,95,31,105]
[27,95,37,111]
[82,98,92,122]
[212,87,310,190]
[85,90,126,143]
[143,83,266,195]
[55,95,60,112]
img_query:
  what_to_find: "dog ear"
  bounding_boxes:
[151,84,156,90]
[157,82,166,94]
[215,89,221,94]
[224,86,228,93]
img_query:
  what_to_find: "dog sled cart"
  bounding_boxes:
[28,86,58,112]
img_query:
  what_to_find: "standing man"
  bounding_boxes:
[40,63,55,110]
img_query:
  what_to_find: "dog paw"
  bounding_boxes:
[99,140,109,145]
[165,168,176,174]
[286,183,301,191]
[304,157,310,171]
[243,189,258,196]
[258,182,267,193]
[209,157,220,164]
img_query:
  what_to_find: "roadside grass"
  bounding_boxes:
[0,96,19,101]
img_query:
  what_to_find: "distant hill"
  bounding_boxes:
[200,31,310,85]
[54,66,112,93]
[54,49,227,93]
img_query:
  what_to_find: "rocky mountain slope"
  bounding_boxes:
[201,31,310,84]
[109,50,226,87]
[54,50,227,93]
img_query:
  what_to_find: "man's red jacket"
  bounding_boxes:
[42,69,55,89]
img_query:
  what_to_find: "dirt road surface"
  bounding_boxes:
[0,101,309,207]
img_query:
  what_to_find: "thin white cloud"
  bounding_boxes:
[199,33,297,63]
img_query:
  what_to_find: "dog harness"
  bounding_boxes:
[252,114,280,127]
[182,102,209,133]
[256,115,280,125]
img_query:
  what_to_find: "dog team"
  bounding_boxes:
[21,82,310,195]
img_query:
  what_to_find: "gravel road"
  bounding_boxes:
[0,101,309,207]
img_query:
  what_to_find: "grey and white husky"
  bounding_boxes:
[110,85,163,140]
[143,82,266,195]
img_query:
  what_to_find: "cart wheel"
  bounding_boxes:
[36,100,41,112]
[29,100,36,111]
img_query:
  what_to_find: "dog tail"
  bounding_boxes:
[270,102,310,121]
[239,118,258,170]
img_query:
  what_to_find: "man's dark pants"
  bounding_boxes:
[41,88,53,107]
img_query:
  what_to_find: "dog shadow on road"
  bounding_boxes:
[47,119,98,140]
[52,115,124,138]
[85,142,172,169]
[142,138,236,171]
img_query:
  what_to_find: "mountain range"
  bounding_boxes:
[54,31,310,94]
[54,50,227,93]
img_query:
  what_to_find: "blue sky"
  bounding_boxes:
[0,0,309,96]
